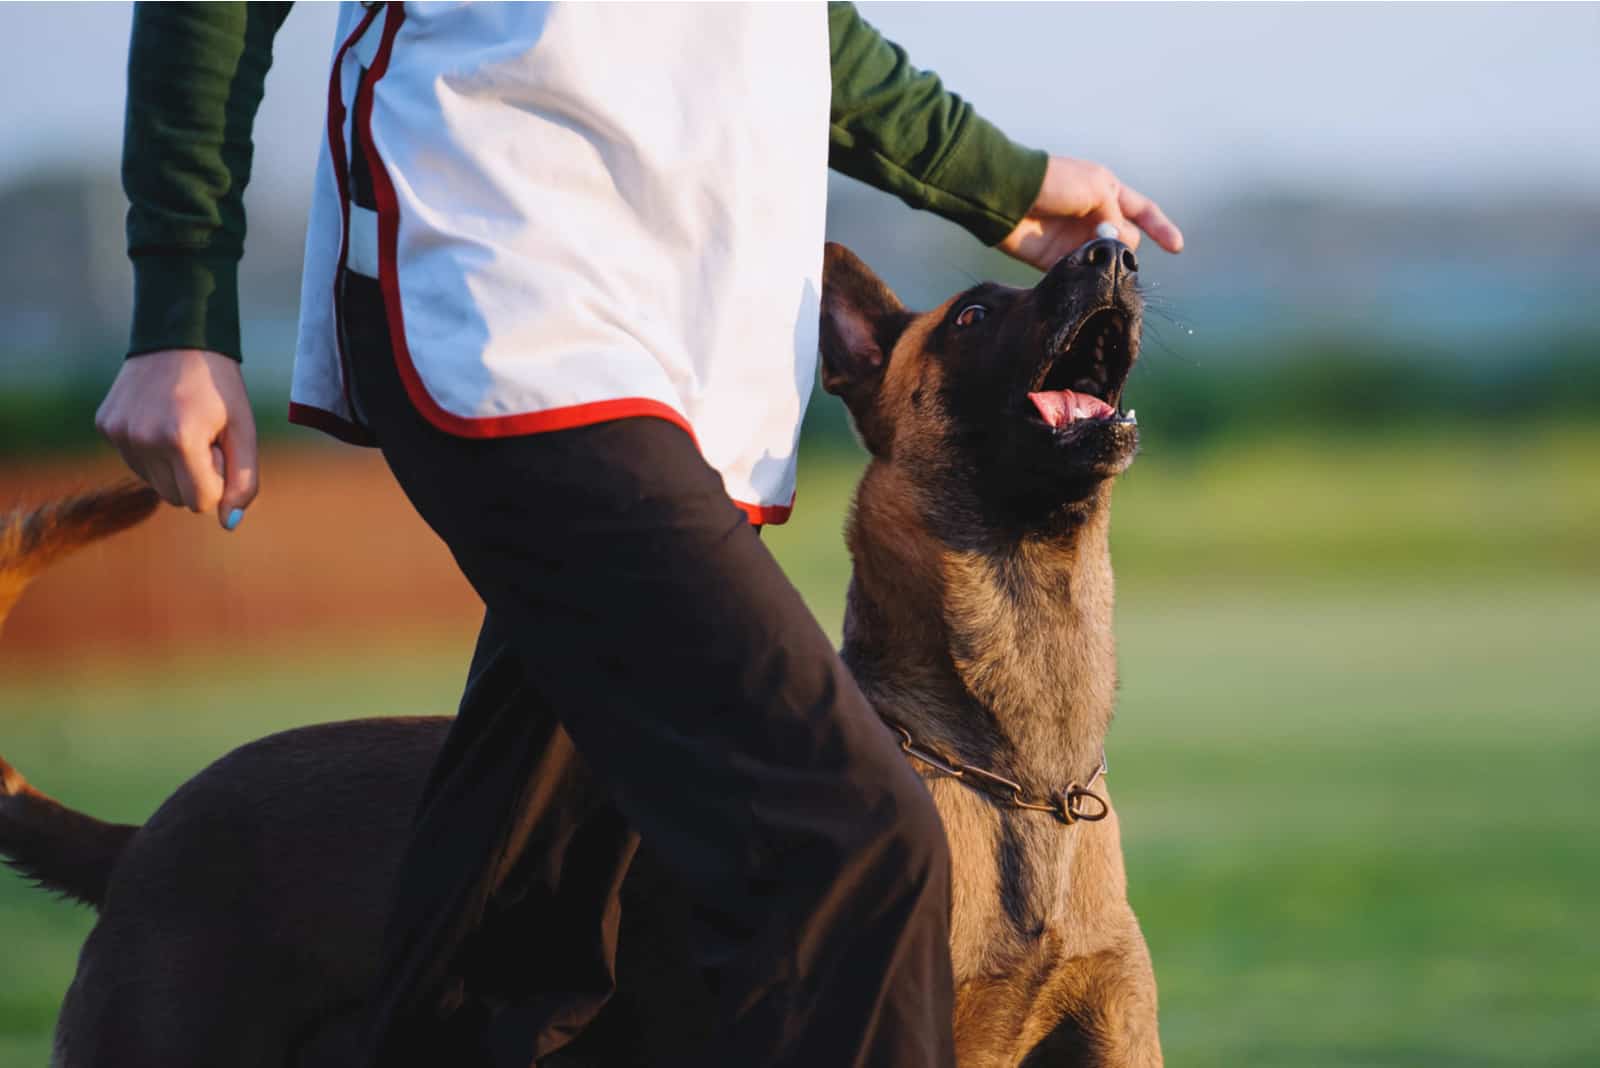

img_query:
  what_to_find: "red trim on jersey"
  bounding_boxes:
[288,402,378,447]
[737,498,795,525]
[290,401,788,524]
[341,4,794,526]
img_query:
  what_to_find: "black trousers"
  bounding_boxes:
[339,272,956,1067]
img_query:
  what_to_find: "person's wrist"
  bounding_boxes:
[127,254,243,362]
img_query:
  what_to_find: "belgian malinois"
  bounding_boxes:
[0,236,1160,1066]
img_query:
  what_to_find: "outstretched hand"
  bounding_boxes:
[998,156,1183,271]
[95,349,260,531]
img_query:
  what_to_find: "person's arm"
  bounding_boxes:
[124,1,291,361]
[827,1,1045,247]
[100,2,290,529]
[826,2,1181,266]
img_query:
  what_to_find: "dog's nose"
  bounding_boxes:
[1037,236,1139,312]
[1065,237,1138,276]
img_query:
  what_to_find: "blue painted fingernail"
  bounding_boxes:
[224,508,245,531]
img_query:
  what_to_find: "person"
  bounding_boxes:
[97,3,1182,1065]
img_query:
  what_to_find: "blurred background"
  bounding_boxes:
[2,3,1596,1064]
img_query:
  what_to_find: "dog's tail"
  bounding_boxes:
[0,483,158,907]
[0,481,160,632]
[0,755,139,909]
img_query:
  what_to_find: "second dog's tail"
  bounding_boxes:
[0,482,159,906]
[0,481,160,631]
[0,755,138,909]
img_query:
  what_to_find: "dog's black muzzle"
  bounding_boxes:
[1036,236,1140,321]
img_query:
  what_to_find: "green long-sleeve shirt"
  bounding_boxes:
[124,1,1047,361]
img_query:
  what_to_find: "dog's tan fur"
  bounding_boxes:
[827,250,1160,1065]
[0,482,157,630]
[1,244,1161,1066]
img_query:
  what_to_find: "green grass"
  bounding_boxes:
[1116,586,1600,1066]
[4,429,1598,1065]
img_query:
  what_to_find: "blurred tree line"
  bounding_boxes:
[2,168,1596,459]
[7,332,1595,459]
[796,330,1600,456]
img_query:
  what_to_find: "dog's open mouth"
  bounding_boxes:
[1026,308,1137,431]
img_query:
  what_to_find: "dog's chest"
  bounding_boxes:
[939,547,1118,776]
[933,780,1078,982]
[951,927,1084,1068]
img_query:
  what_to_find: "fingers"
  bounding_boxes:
[1117,183,1184,254]
[138,430,222,514]
[95,406,186,509]
[169,437,223,515]
[1002,161,1186,270]
[94,349,258,526]
[139,455,185,510]
[215,415,261,530]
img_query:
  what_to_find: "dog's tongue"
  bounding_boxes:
[1028,390,1116,428]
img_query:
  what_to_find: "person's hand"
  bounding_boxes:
[95,349,260,531]
[998,156,1183,271]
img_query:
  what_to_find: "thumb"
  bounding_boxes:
[214,420,260,531]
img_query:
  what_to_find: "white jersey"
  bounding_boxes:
[289,2,831,524]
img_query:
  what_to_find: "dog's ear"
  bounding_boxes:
[820,243,908,455]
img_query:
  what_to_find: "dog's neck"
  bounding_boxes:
[840,462,1118,794]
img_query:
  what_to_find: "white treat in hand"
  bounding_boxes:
[1095,221,1120,241]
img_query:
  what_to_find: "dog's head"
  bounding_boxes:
[821,238,1142,532]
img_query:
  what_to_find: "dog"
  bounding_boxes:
[0,237,1161,1067]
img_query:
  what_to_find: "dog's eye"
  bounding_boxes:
[954,305,988,328]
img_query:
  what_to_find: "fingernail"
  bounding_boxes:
[224,508,245,531]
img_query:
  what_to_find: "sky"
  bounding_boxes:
[1,2,1596,219]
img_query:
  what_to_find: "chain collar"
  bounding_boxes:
[882,717,1109,826]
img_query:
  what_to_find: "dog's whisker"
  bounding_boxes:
[1134,325,1202,368]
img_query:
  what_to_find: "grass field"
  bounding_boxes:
[3,427,1598,1065]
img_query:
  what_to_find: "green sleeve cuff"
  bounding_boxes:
[918,118,1049,246]
[829,118,1048,246]
[128,254,241,362]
